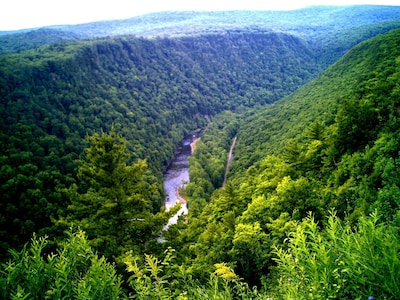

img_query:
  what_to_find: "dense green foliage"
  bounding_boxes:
[0,230,123,299]
[1,230,270,299]
[185,111,241,215]
[163,28,400,297]
[0,31,319,257]
[0,28,85,54]
[58,129,172,260]
[272,212,400,299]
[1,8,400,299]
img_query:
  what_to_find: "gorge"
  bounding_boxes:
[1,6,400,299]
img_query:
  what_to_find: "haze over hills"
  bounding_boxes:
[1,5,400,299]
[1,5,400,56]
[38,5,400,37]
[1,5,400,37]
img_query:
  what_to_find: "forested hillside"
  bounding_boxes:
[177,28,400,299]
[1,6,400,299]
[2,5,400,58]
[0,31,319,259]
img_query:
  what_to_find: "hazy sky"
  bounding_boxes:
[1,0,399,31]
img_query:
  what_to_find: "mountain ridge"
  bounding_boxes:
[1,5,400,55]
[2,5,399,35]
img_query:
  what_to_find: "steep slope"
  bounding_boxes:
[180,28,400,290]
[0,31,318,257]
[231,27,400,176]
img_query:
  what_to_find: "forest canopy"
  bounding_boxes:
[0,31,320,257]
[1,7,400,299]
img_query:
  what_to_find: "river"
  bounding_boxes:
[163,131,201,225]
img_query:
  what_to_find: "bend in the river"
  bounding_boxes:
[163,131,201,225]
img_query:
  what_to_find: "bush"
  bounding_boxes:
[0,229,124,299]
[272,211,400,299]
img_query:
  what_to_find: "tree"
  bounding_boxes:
[61,128,167,259]
[230,222,270,285]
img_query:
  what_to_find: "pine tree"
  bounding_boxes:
[61,128,166,259]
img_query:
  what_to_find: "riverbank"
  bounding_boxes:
[190,137,200,154]
[163,131,200,217]
[176,188,188,205]
[180,137,201,205]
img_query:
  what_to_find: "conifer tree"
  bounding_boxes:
[62,128,167,259]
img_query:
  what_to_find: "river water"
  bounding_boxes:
[163,131,200,225]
